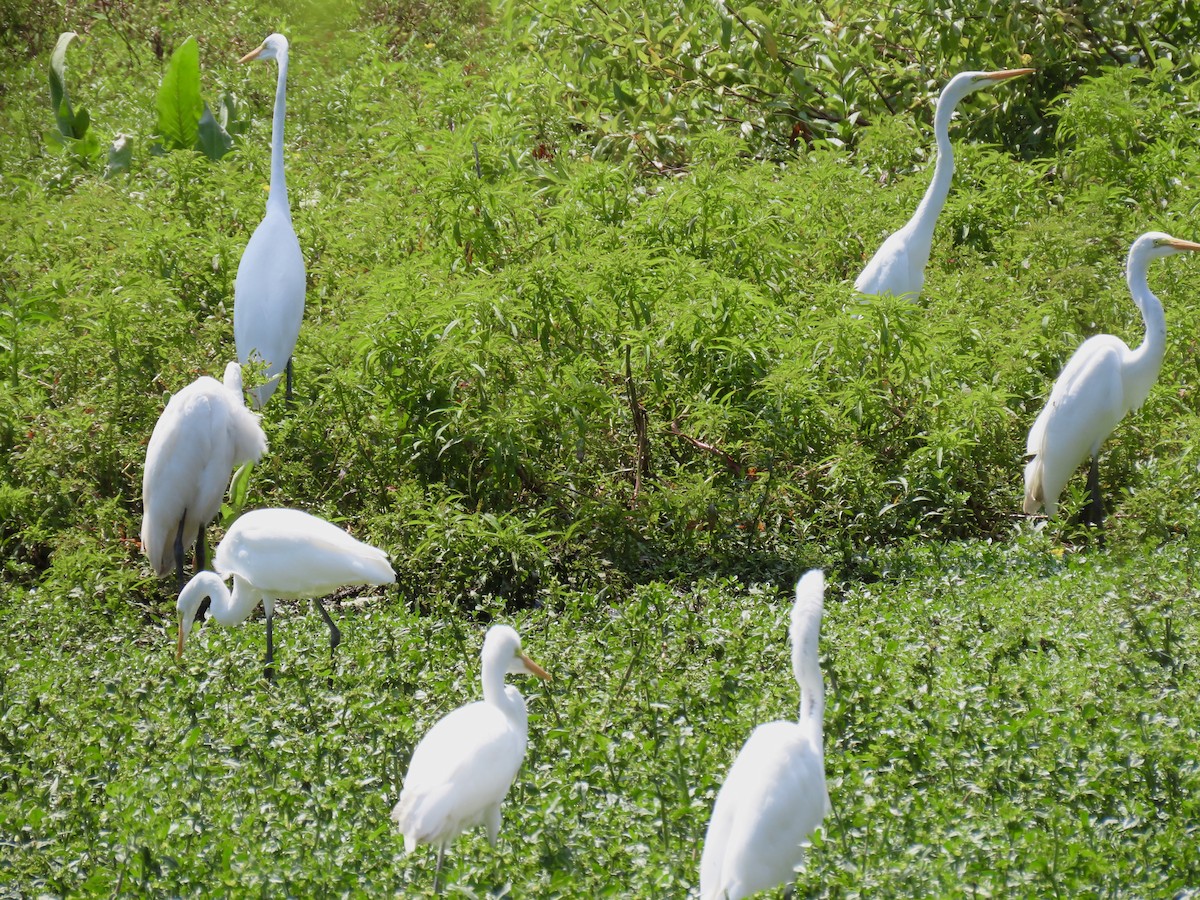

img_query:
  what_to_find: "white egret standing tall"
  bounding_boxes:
[392,625,551,893]
[142,362,267,591]
[176,508,395,680]
[699,570,830,900]
[854,68,1033,300]
[234,33,305,409]
[1024,232,1200,525]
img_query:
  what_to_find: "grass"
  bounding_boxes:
[2,0,1200,895]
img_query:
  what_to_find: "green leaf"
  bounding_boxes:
[220,462,254,527]
[49,32,80,138]
[156,36,203,151]
[195,102,233,160]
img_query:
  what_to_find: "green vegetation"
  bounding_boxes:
[1,0,1199,895]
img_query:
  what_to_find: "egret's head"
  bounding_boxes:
[175,571,224,659]
[1141,231,1200,261]
[942,67,1034,106]
[240,33,288,64]
[484,625,551,680]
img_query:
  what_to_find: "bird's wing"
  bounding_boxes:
[214,509,394,595]
[234,209,306,405]
[1031,336,1126,459]
[700,722,826,900]
[391,702,527,847]
[141,380,231,575]
[854,226,922,300]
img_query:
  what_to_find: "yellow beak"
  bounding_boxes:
[1165,238,1200,252]
[984,68,1035,81]
[239,45,264,64]
[176,621,185,660]
[521,654,551,681]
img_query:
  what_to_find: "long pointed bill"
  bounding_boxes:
[239,45,264,64]
[1165,238,1200,252]
[176,621,185,660]
[521,654,551,681]
[985,68,1035,81]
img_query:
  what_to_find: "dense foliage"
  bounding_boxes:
[2,0,1199,895]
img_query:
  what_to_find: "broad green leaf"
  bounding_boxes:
[156,36,203,151]
[49,32,79,138]
[195,102,233,160]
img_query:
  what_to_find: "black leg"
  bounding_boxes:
[264,610,275,683]
[285,356,294,405]
[1087,455,1105,530]
[433,844,445,895]
[194,524,211,621]
[195,525,207,572]
[314,598,341,661]
[173,512,187,594]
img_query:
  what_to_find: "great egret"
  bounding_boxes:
[176,508,395,680]
[141,362,267,591]
[699,570,829,900]
[234,33,305,409]
[854,68,1033,300]
[1024,232,1200,525]
[391,625,551,893]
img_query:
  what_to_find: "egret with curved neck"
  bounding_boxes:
[176,508,395,680]
[854,68,1033,301]
[1024,232,1200,526]
[392,625,551,893]
[234,33,305,409]
[699,570,830,900]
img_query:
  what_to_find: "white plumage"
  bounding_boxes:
[855,68,1033,301]
[141,362,267,585]
[392,625,550,891]
[234,32,305,409]
[175,508,395,678]
[699,570,830,900]
[1024,232,1200,521]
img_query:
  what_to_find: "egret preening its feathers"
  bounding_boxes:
[699,570,830,900]
[141,362,267,591]
[1024,232,1200,525]
[175,508,395,680]
[392,625,551,894]
[854,68,1033,301]
[234,33,305,409]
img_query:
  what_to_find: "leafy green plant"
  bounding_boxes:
[44,31,101,162]
[153,36,234,161]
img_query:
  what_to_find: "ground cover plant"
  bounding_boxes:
[2,0,1200,895]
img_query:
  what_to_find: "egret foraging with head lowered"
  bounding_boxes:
[392,625,551,893]
[234,32,305,409]
[854,68,1033,301]
[699,570,830,900]
[176,508,395,680]
[142,362,267,591]
[1024,232,1200,526]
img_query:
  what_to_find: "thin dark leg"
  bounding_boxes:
[264,611,275,683]
[1087,455,1105,530]
[173,512,187,594]
[285,356,294,405]
[194,524,211,622]
[314,598,341,661]
[433,844,445,895]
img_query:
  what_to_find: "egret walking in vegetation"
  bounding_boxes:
[854,68,1033,300]
[176,508,394,680]
[1024,231,1200,525]
[142,362,267,591]
[234,33,305,409]
[392,625,551,893]
[699,570,830,900]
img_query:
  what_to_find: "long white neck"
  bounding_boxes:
[902,86,960,266]
[268,47,290,217]
[1123,254,1168,410]
[791,572,826,751]
[179,571,261,629]
[482,662,527,724]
